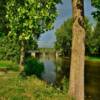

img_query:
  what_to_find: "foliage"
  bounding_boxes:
[6,0,61,41]
[24,37,38,59]
[94,21,100,50]
[0,72,72,100]
[0,36,20,62]
[55,18,72,56]
[6,0,61,67]
[85,18,96,55]
[86,21,100,55]
[0,35,38,63]
[55,17,99,56]
[0,60,19,71]
[91,0,100,21]
[0,0,8,35]
[25,37,38,51]
[24,57,44,77]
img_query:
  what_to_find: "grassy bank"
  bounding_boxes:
[86,56,100,62]
[0,60,19,71]
[0,72,71,100]
[85,56,100,66]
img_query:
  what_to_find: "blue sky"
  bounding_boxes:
[38,0,94,48]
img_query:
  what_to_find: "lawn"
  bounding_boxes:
[0,72,71,100]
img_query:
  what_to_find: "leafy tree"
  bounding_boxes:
[55,17,94,56]
[91,0,100,56]
[91,0,100,21]
[55,18,72,56]
[0,36,38,63]
[92,21,100,55]
[6,0,61,71]
[84,18,95,55]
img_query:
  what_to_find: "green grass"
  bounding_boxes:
[0,72,72,100]
[86,56,100,62]
[0,60,19,71]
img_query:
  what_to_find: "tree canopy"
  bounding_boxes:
[91,0,100,21]
[0,0,8,35]
[55,17,98,56]
[6,0,61,41]
[55,18,72,56]
[6,0,61,70]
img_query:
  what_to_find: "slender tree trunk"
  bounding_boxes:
[19,40,25,72]
[68,0,85,100]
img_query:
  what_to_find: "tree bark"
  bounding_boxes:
[68,0,85,100]
[19,40,25,72]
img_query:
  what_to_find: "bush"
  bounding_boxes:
[24,57,44,77]
[0,60,19,71]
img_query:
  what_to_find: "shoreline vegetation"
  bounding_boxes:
[62,56,100,63]
[0,56,100,70]
[0,72,71,100]
[85,56,100,62]
[0,58,72,99]
[0,56,100,99]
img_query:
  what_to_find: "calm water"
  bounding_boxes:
[37,54,100,100]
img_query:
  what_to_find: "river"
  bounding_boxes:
[36,53,100,100]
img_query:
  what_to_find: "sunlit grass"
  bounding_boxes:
[0,72,72,100]
[0,60,18,71]
[86,56,100,62]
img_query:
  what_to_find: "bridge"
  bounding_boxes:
[30,50,61,58]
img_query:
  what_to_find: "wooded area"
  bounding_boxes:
[0,0,100,100]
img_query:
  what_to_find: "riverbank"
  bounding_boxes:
[0,56,100,100]
[0,72,71,100]
[62,56,100,63]
[85,56,100,66]
[85,56,100,62]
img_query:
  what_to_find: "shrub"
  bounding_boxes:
[24,57,44,77]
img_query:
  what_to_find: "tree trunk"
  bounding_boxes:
[19,40,25,72]
[68,0,85,100]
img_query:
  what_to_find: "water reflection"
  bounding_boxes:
[36,54,100,100]
[41,59,56,83]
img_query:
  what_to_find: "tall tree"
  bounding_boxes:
[55,17,93,57]
[68,0,85,100]
[6,0,61,71]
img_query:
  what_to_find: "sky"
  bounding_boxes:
[38,0,94,48]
